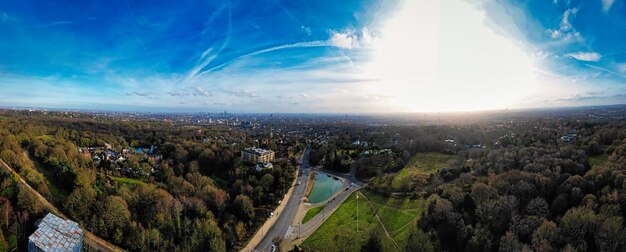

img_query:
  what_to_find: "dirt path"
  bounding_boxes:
[0,159,125,252]
[357,191,401,251]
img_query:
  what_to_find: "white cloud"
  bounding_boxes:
[225,90,258,98]
[602,0,615,12]
[548,8,582,43]
[329,30,357,49]
[300,93,309,98]
[567,52,602,61]
[301,26,312,36]
[328,28,373,49]
[193,87,211,97]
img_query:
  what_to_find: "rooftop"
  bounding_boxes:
[29,213,83,251]
[243,147,274,155]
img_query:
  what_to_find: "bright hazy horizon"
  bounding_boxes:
[1,0,625,113]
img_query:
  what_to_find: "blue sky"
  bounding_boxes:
[0,0,625,113]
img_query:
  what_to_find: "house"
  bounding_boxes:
[256,162,274,172]
[28,213,83,252]
[560,133,578,142]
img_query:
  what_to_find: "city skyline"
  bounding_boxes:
[1,0,625,113]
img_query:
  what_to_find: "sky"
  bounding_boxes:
[0,0,625,113]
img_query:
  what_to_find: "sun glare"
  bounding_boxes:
[365,0,539,112]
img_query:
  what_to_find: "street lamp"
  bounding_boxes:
[356,193,359,234]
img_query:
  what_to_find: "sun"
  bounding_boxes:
[363,0,539,112]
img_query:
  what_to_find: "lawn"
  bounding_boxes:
[589,153,609,167]
[335,149,358,156]
[371,152,452,192]
[302,205,325,224]
[108,175,145,188]
[301,189,425,251]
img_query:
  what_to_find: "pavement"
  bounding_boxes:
[244,147,312,252]
[243,147,365,252]
[288,170,361,247]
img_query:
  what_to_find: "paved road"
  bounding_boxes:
[0,159,125,252]
[293,169,362,240]
[255,147,312,252]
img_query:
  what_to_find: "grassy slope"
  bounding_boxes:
[589,153,609,167]
[372,152,452,192]
[302,205,325,224]
[108,175,145,188]
[302,189,426,251]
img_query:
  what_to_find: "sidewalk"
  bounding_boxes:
[240,161,300,252]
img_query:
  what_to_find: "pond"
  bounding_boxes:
[308,172,343,203]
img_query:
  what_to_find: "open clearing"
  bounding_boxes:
[301,189,427,251]
[371,152,452,192]
[302,205,325,224]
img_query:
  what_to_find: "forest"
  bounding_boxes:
[2,109,626,252]
[303,115,626,252]
[411,120,626,251]
[0,111,300,251]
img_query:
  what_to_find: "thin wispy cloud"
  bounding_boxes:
[37,21,74,28]
[225,90,259,98]
[193,87,211,97]
[602,0,615,12]
[1,0,625,113]
[567,52,602,62]
[185,4,233,82]
[193,40,330,77]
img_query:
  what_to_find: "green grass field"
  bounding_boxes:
[108,175,145,188]
[371,152,452,192]
[302,205,325,224]
[335,149,358,156]
[589,153,609,167]
[301,189,426,251]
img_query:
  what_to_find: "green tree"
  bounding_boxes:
[100,196,131,238]
[405,226,435,252]
[0,227,8,252]
[594,216,623,252]
[64,186,96,222]
[361,229,383,252]
[233,194,255,221]
[559,207,597,251]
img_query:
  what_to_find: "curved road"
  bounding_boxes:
[254,147,311,252]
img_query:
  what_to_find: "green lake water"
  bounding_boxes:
[308,173,343,203]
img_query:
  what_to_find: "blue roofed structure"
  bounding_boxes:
[28,213,83,252]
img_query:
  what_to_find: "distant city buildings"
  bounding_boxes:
[28,213,83,252]
[241,147,275,164]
